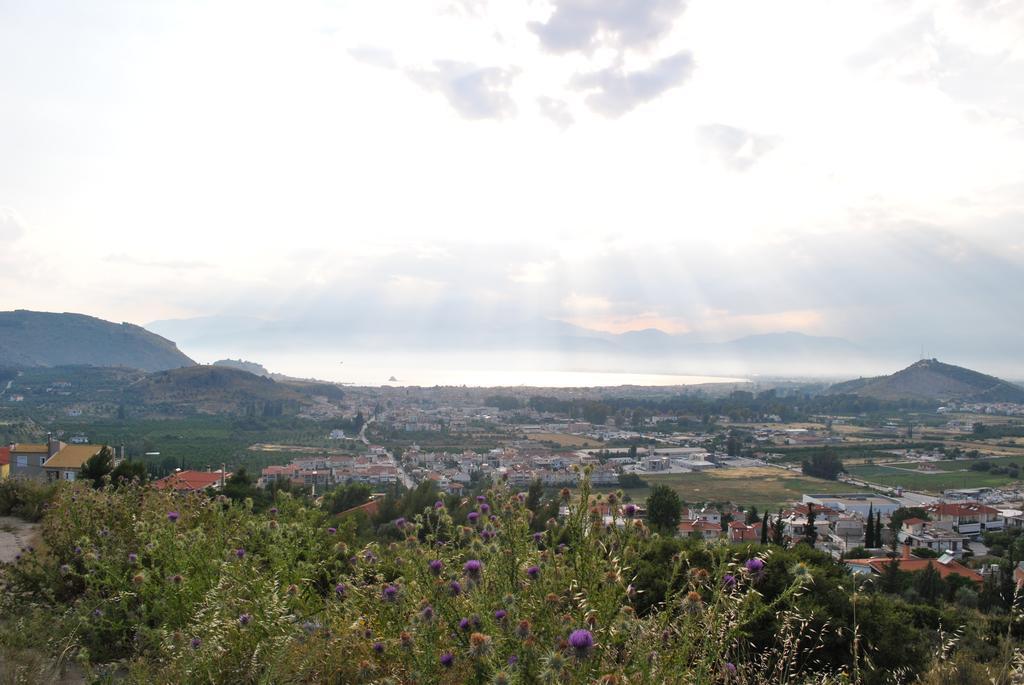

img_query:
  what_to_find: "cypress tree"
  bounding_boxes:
[865,504,875,547]
[760,511,769,544]
[804,502,818,546]
[771,509,786,547]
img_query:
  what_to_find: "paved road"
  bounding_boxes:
[358,415,375,445]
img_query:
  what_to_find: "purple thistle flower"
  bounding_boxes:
[568,629,594,658]
[235,548,246,559]
[467,511,480,524]
[429,559,443,575]
[480,503,490,514]
[238,613,252,626]
[463,559,482,579]
[394,517,406,529]
[167,511,179,523]
[624,503,637,517]
[725,662,737,676]
[459,617,471,631]
[745,558,765,573]
[723,573,736,588]
[335,582,347,597]
[382,584,399,602]
[372,641,384,654]
[128,553,138,564]
[476,495,486,504]
[421,604,435,621]
[74,546,82,555]
[190,637,202,650]
[92,608,103,618]
[508,655,519,667]
[526,565,540,579]
[481,529,494,541]
[327,527,337,535]
[434,500,445,509]
[269,507,278,515]
[450,580,463,596]
[533,532,543,543]
[440,651,455,668]
[494,609,507,621]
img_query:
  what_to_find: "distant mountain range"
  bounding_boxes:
[827,359,1024,403]
[0,310,194,372]
[146,314,883,377]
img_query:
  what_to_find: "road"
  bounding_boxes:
[358,415,375,445]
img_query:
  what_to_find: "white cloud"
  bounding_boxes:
[573,50,694,116]
[529,0,687,54]
[697,124,778,171]
[408,61,520,120]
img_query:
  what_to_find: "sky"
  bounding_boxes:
[2,0,1024,376]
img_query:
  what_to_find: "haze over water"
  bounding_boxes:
[226,351,749,388]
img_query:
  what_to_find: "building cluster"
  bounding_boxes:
[258,446,401,490]
[402,445,621,494]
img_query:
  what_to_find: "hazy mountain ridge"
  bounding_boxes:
[147,315,885,376]
[0,310,195,372]
[827,358,1024,402]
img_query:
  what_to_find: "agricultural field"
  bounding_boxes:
[846,457,1024,493]
[526,432,604,448]
[612,466,871,511]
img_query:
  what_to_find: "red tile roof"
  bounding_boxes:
[0,446,9,467]
[337,498,381,519]
[846,556,982,583]
[153,470,229,492]
[927,503,1000,517]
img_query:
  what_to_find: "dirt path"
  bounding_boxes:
[0,516,40,563]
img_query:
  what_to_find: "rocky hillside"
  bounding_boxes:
[828,359,1024,402]
[0,310,195,372]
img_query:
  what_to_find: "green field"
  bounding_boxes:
[846,457,1023,493]
[608,466,872,510]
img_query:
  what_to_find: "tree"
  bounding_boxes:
[804,502,818,546]
[914,562,944,604]
[646,485,682,532]
[720,512,734,532]
[865,504,875,548]
[80,446,114,488]
[801,449,844,480]
[525,479,544,513]
[771,509,786,546]
[745,506,759,525]
[760,511,769,544]
[326,482,372,514]
[880,558,904,594]
[110,460,147,487]
[874,512,882,549]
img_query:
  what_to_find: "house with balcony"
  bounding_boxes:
[925,503,1003,538]
[897,518,969,558]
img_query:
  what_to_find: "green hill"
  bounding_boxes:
[123,365,309,416]
[0,310,195,372]
[828,358,1024,403]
